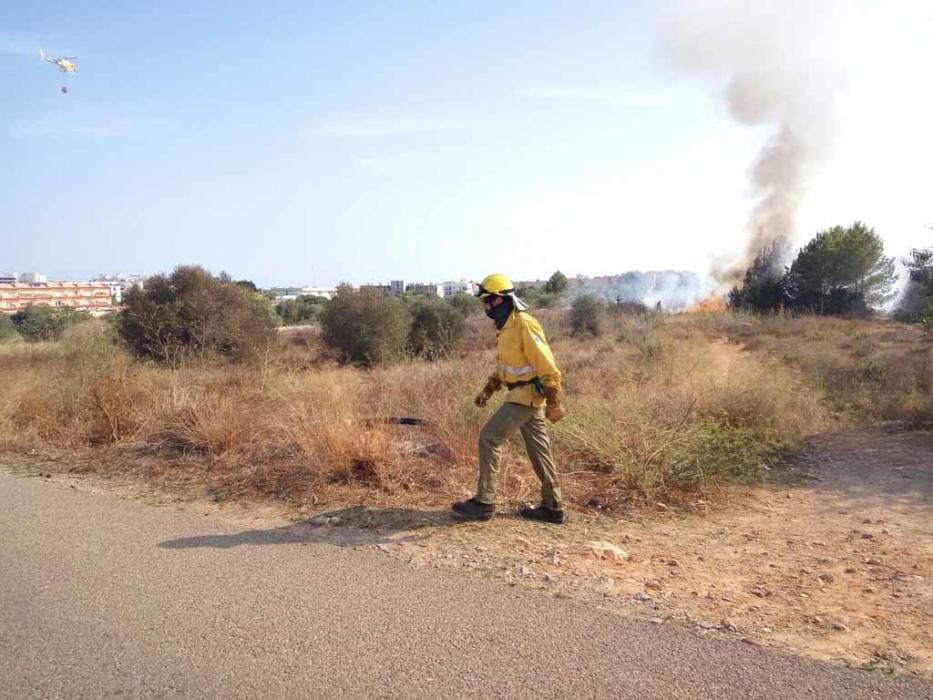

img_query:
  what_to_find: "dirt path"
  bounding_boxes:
[291,426,933,679]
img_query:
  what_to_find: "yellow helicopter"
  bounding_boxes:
[40,48,78,93]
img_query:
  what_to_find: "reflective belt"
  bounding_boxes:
[498,363,534,376]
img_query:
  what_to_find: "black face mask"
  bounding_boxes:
[485,295,514,329]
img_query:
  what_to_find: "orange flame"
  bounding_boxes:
[685,295,727,313]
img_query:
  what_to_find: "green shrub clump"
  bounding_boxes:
[11,306,89,342]
[408,298,466,359]
[570,294,603,336]
[118,265,277,364]
[320,287,411,365]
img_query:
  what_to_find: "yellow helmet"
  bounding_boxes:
[476,273,514,298]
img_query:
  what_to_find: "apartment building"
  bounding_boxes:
[0,282,115,316]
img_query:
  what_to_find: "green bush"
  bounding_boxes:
[320,287,411,365]
[11,306,90,342]
[0,314,21,343]
[570,294,603,336]
[118,265,277,364]
[408,298,466,359]
[446,293,482,318]
[276,295,327,325]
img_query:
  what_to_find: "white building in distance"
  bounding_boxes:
[96,274,147,303]
[301,286,337,300]
[271,286,338,301]
[2,272,48,284]
[443,280,476,297]
[406,282,444,297]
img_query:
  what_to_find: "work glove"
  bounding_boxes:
[543,386,565,423]
[474,375,502,407]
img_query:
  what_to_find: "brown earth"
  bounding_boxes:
[255,425,933,679]
[9,423,930,679]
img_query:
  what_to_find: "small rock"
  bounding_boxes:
[761,627,773,634]
[309,516,330,526]
[844,567,857,574]
[862,532,875,540]
[634,591,652,602]
[520,565,533,577]
[817,557,834,566]
[865,558,882,566]
[667,559,680,567]
[741,637,764,647]
[586,540,628,561]
[650,617,664,624]
[543,573,556,583]
[645,579,662,590]
[862,518,873,524]
[832,621,849,632]
[328,516,343,526]
[696,620,719,630]
[750,586,771,598]
[721,619,739,632]
[545,550,561,566]
[818,573,835,584]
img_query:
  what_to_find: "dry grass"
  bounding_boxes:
[2,311,927,510]
[720,314,933,424]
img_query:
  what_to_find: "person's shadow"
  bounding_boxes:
[157,505,470,551]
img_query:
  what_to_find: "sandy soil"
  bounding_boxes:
[270,425,933,678]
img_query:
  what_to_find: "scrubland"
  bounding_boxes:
[2,310,929,510]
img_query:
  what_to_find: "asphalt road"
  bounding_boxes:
[0,470,929,699]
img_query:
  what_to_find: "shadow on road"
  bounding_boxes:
[158,505,484,550]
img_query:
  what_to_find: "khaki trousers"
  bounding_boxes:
[475,402,562,509]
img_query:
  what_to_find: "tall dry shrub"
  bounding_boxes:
[570,294,603,336]
[320,287,411,365]
[408,298,466,359]
[119,265,276,364]
[551,331,834,497]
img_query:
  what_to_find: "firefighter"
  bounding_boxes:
[452,273,566,524]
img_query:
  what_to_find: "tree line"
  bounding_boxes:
[728,221,903,317]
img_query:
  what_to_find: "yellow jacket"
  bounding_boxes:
[494,310,561,407]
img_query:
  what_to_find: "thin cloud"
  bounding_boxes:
[520,85,674,107]
[358,154,440,173]
[310,118,473,137]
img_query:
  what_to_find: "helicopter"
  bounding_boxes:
[40,48,78,93]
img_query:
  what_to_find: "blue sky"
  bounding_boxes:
[2,1,931,288]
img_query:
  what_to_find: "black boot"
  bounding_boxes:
[451,498,495,521]
[519,504,565,524]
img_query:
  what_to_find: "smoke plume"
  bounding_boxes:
[658,1,843,284]
[566,271,708,312]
